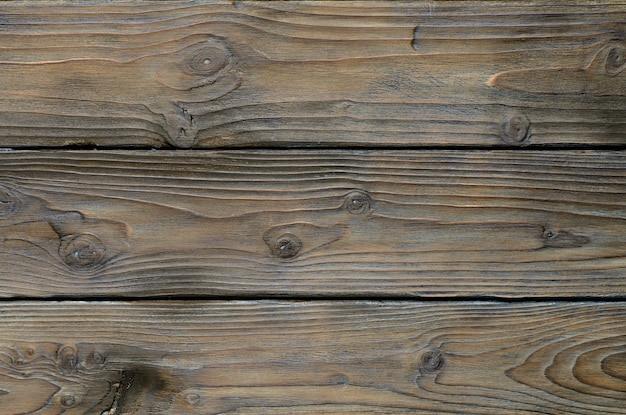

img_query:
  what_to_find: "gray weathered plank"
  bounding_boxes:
[0,1,623,148]
[0,150,624,298]
[0,301,624,414]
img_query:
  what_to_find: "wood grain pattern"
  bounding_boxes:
[0,301,624,414]
[0,1,624,148]
[0,150,624,298]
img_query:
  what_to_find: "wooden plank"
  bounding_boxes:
[0,301,624,414]
[0,1,624,148]
[0,150,624,298]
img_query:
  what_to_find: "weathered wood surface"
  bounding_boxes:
[0,1,624,148]
[0,301,624,414]
[0,150,624,298]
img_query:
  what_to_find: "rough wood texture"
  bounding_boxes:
[0,301,624,414]
[0,1,624,148]
[0,150,624,298]
[1,1,624,413]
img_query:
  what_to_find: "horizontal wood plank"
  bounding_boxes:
[0,1,624,148]
[0,301,624,414]
[0,150,624,298]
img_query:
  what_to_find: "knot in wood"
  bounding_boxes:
[184,392,201,406]
[59,233,106,269]
[158,37,238,148]
[166,105,198,149]
[345,190,371,215]
[272,233,302,259]
[543,228,557,240]
[419,349,445,374]
[157,37,235,91]
[541,226,589,249]
[502,114,530,145]
[92,351,105,365]
[84,350,106,367]
[0,185,20,218]
[61,394,76,407]
[58,345,78,373]
[605,45,625,76]
[183,41,232,79]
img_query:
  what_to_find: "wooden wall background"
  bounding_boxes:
[0,1,624,414]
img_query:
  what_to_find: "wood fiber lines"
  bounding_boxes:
[0,2,625,414]
[1,301,625,415]
[0,1,623,148]
[0,150,624,298]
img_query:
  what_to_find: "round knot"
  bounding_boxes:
[272,233,302,260]
[0,185,20,218]
[61,394,76,407]
[59,233,105,270]
[419,349,445,374]
[345,191,371,215]
[92,351,105,365]
[502,114,530,145]
[184,392,201,406]
[543,228,557,240]
[184,45,230,79]
[155,37,236,92]
[84,350,106,367]
[58,345,78,373]
[605,45,625,76]
[180,389,205,407]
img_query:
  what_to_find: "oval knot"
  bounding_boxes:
[59,233,106,269]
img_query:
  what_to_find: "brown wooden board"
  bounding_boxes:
[0,150,624,298]
[1,2,624,414]
[0,1,623,148]
[0,301,624,414]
